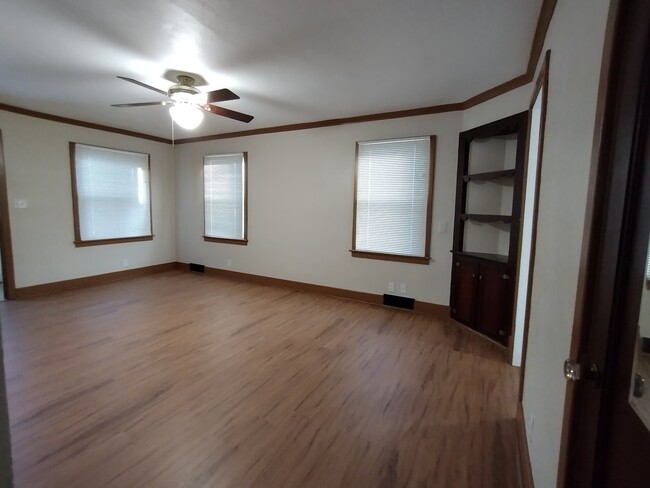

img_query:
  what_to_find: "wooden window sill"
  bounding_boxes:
[203,236,248,246]
[350,250,430,265]
[74,235,154,247]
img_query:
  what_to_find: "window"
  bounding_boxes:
[203,152,247,244]
[70,142,153,247]
[352,136,435,264]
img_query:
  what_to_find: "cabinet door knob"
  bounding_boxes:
[498,330,507,336]
[503,274,510,280]
[455,262,459,267]
[479,275,483,280]
[472,273,476,278]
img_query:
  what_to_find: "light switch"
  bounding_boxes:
[14,199,27,209]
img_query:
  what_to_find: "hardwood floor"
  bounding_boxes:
[0,270,522,487]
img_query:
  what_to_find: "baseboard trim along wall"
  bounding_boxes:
[13,261,450,319]
[181,262,449,318]
[14,263,178,299]
[517,403,535,488]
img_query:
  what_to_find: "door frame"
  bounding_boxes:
[559,0,650,484]
[0,131,16,300]
[510,49,550,369]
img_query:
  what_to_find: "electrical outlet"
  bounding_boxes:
[122,258,129,267]
[388,282,395,292]
[14,199,27,209]
[399,283,407,294]
[437,221,448,234]
[227,259,232,268]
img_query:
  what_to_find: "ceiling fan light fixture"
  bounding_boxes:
[169,103,204,130]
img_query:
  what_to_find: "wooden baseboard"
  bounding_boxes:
[15,263,178,299]
[517,403,535,488]
[180,262,450,318]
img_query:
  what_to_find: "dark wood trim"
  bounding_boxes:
[181,262,449,317]
[350,250,431,265]
[0,103,170,144]
[527,0,558,78]
[174,105,463,144]
[463,169,516,182]
[0,131,16,300]
[425,136,437,259]
[460,213,515,224]
[516,403,535,488]
[14,262,177,299]
[461,74,532,110]
[74,235,154,247]
[351,141,361,253]
[243,151,249,242]
[69,142,82,247]
[517,50,551,398]
[147,153,154,240]
[69,142,154,247]
[203,236,248,245]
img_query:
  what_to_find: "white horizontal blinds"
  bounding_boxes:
[355,137,430,256]
[74,144,151,241]
[204,153,245,239]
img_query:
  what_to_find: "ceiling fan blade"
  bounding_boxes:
[205,88,240,103]
[117,76,167,96]
[111,101,167,107]
[203,104,254,123]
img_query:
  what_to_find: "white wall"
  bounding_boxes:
[463,83,532,131]
[175,113,463,306]
[0,111,176,288]
[521,0,611,487]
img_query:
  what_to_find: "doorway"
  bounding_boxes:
[0,130,15,301]
[511,51,549,367]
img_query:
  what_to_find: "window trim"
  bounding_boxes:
[69,142,154,248]
[351,135,436,264]
[202,151,248,246]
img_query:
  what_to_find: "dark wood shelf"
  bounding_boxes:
[452,251,509,264]
[460,213,514,224]
[462,169,516,182]
[451,111,528,348]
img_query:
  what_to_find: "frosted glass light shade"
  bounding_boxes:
[169,104,204,130]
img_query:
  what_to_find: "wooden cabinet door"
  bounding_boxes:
[451,257,479,326]
[476,261,512,344]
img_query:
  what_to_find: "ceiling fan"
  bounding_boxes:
[111,75,254,129]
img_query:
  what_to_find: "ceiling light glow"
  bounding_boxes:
[169,103,204,130]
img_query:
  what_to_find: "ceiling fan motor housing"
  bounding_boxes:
[168,75,201,103]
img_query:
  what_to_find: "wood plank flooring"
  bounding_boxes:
[0,271,522,487]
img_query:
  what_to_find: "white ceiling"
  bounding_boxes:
[0,0,542,139]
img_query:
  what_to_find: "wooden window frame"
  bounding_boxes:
[202,151,248,246]
[351,135,436,265]
[69,142,154,248]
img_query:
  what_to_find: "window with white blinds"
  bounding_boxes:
[353,136,434,263]
[203,152,247,243]
[71,143,152,246]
